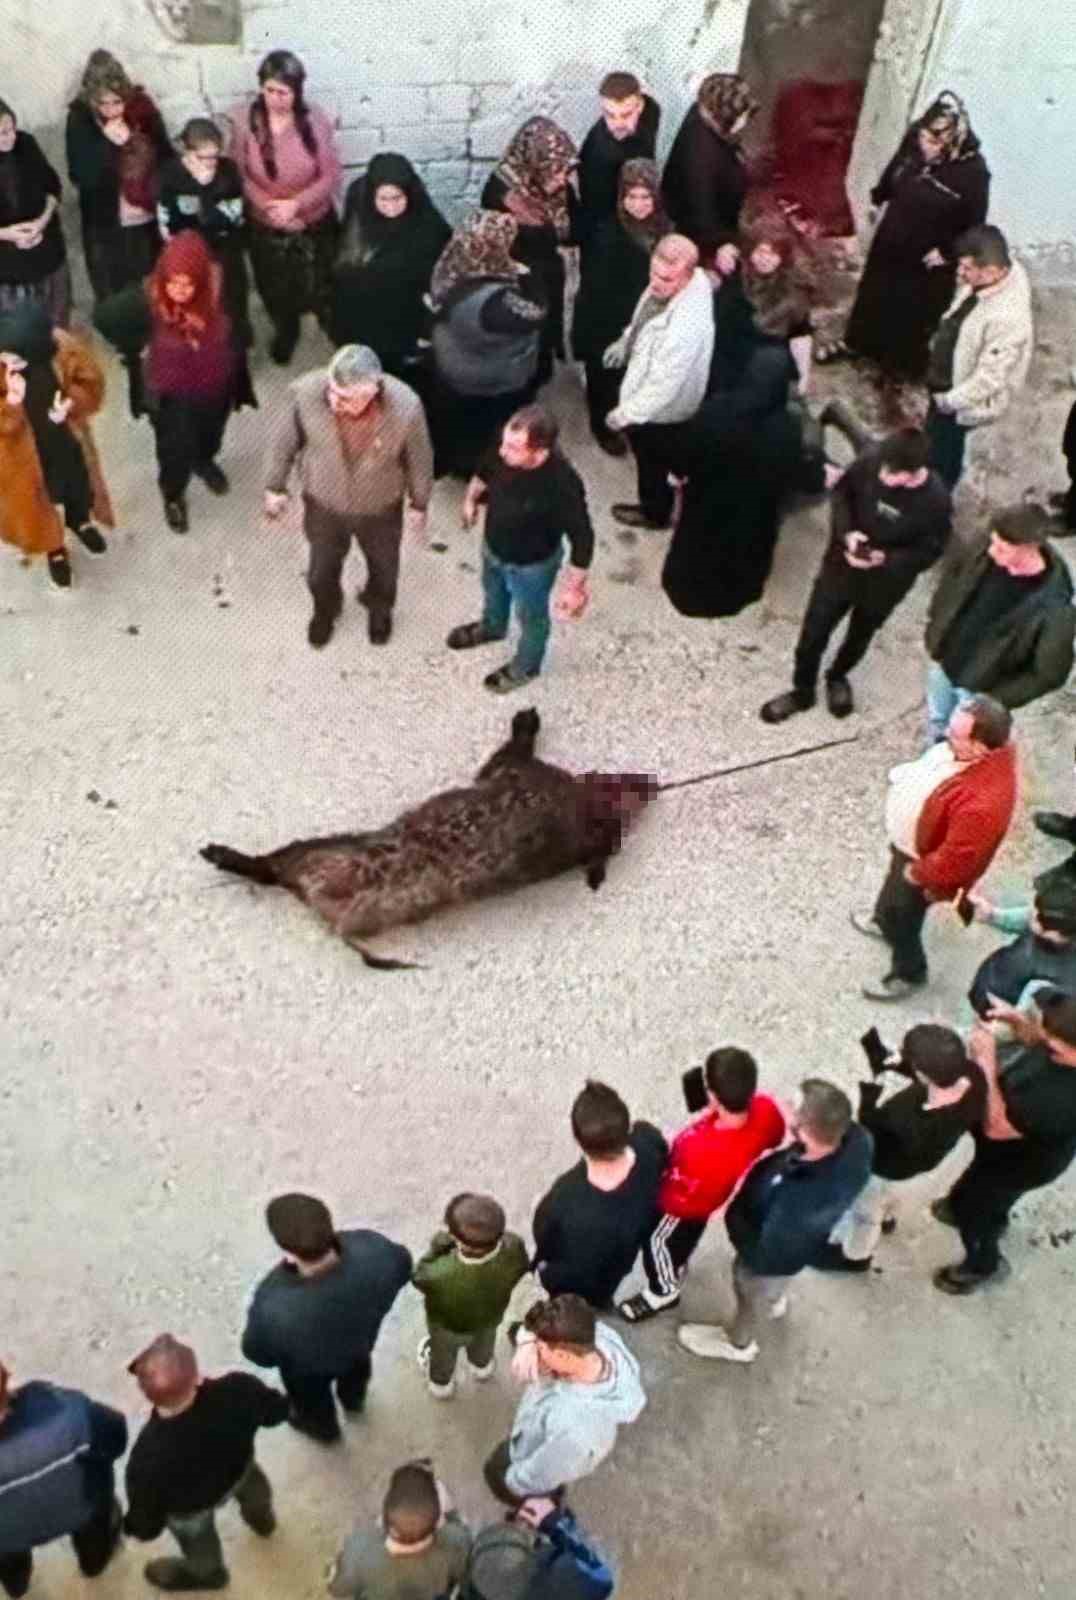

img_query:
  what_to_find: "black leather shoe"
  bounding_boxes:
[194,461,230,495]
[269,332,297,366]
[760,689,815,725]
[612,503,669,530]
[1034,809,1076,845]
[594,430,628,457]
[47,550,73,588]
[368,609,392,645]
[307,612,335,649]
[164,498,189,534]
[825,676,854,718]
[74,522,108,555]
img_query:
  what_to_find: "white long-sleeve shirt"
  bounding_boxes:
[612,268,715,427]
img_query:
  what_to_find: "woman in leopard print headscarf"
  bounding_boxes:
[661,72,759,274]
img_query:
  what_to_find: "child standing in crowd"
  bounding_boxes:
[619,1048,786,1322]
[328,1461,471,1600]
[413,1193,529,1400]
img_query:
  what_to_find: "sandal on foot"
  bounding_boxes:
[618,1292,678,1323]
[446,620,506,650]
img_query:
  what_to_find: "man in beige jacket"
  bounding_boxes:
[925,224,1033,489]
[264,345,433,649]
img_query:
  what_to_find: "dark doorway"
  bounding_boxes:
[738,0,887,236]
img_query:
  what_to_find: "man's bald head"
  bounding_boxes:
[649,233,699,299]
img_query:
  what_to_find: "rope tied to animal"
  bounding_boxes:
[656,730,860,794]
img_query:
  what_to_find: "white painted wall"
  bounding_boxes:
[7,0,750,220]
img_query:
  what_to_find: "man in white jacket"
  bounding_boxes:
[925,225,1033,489]
[602,234,715,529]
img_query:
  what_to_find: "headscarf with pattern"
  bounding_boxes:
[616,158,670,253]
[915,90,981,163]
[429,209,524,308]
[696,72,759,142]
[491,115,578,238]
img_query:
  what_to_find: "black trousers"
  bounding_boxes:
[948,1133,1076,1276]
[582,357,623,443]
[45,426,94,532]
[303,498,403,623]
[152,394,231,501]
[642,1214,708,1298]
[482,1438,566,1509]
[83,222,159,307]
[926,403,969,489]
[0,1492,119,1597]
[793,563,918,694]
[280,1349,372,1440]
[1061,399,1076,529]
[626,421,690,523]
[873,846,930,983]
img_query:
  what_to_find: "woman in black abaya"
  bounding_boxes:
[330,152,451,384]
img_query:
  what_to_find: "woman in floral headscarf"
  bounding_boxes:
[571,158,669,455]
[65,50,172,305]
[427,209,547,479]
[823,90,990,378]
[481,116,578,387]
[661,72,759,276]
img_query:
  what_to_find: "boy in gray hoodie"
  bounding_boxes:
[483,1295,645,1509]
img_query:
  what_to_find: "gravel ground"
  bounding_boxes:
[3,283,1076,1599]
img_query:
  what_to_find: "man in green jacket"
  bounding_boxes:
[923,503,1074,746]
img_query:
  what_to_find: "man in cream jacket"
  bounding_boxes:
[925,224,1033,489]
[602,234,715,529]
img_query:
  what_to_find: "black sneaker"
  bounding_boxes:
[307,612,335,649]
[194,461,230,496]
[825,676,854,718]
[164,498,189,534]
[269,333,297,366]
[47,550,73,588]
[287,1408,341,1445]
[74,523,108,556]
[368,609,392,645]
[144,1557,229,1591]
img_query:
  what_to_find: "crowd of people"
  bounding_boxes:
[3,38,1076,1600]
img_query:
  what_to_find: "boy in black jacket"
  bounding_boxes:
[532,1081,667,1309]
[0,1362,126,1597]
[679,1080,872,1364]
[242,1192,411,1444]
[816,1025,985,1272]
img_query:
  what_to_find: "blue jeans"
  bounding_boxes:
[481,542,563,678]
[926,404,969,489]
[925,661,975,747]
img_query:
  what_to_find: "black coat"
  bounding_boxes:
[662,343,824,619]
[661,105,747,259]
[0,133,67,284]
[575,95,660,242]
[65,95,172,232]
[157,156,251,343]
[845,135,990,377]
[570,213,651,362]
[330,171,451,369]
[480,171,576,368]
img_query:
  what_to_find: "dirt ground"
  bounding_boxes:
[3,270,1076,1600]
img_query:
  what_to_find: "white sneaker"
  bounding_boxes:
[427,1376,456,1400]
[467,1356,495,1382]
[677,1324,759,1363]
[770,1294,789,1321]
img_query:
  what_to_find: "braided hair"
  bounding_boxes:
[250,50,317,181]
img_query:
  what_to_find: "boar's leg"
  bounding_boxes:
[476,707,541,779]
[342,934,424,971]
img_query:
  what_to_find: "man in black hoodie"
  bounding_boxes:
[0,1361,126,1597]
[242,1192,412,1443]
[678,1080,872,1363]
[575,73,661,244]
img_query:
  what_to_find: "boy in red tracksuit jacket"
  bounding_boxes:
[617,1048,785,1322]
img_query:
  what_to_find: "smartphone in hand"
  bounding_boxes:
[952,888,974,927]
[860,1027,890,1077]
[682,1065,708,1113]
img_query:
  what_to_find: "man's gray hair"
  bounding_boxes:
[328,344,383,389]
[798,1079,852,1148]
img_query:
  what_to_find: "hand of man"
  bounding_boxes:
[264,491,289,520]
[102,118,131,146]
[932,391,954,414]
[12,221,42,249]
[407,506,428,542]
[516,1497,558,1529]
[602,343,625,370]
[48,390,73,424]
[715,243,740,277]
[901,862,921,886]
[823,462,845,491]
[923,248,946,269]
[966,889,994,922]
[984,994,1043,1047]
[4,369,27,406]
[552,567,589,621]
[604,408,625,432]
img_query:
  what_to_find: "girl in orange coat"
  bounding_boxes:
[0,302,113,588]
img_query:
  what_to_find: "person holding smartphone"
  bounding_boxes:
[760,427,951,724]
[617,1048,784,1322]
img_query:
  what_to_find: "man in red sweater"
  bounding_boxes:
[617,1048,785,1321]
[852,695,1018,1000]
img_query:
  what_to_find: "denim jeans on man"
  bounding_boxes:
[925,661,975,747]
[166,1460,274,1581]
[926,404,969,490]
[481,542,563,678]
